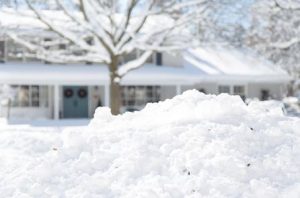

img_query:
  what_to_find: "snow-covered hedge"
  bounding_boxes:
[1,90,300,197]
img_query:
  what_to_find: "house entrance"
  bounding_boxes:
[63,86,88,118]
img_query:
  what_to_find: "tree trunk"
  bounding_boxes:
[110,78,121,115]
[109,56,121,115]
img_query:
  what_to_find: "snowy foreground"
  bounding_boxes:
[1,90,300,198]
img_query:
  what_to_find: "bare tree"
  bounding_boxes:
[198,0,298,87]
[231,0,300,81]
[196,0,253,46]
[3,0,208,114]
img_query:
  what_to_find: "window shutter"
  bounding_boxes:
[0,40,6,63]
[156,52,162,66]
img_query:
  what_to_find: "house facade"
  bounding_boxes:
[0,40,291,120]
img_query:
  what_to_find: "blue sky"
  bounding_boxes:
[214,0,255,28]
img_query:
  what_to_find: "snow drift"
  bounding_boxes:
[1,90,300,198]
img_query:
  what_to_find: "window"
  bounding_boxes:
[31,86,40,107]
[218,85,246,100]
[218,85,230,94]
[233,85,246,101]
[9,85,49,108]
[0,40,5,62]
[19,86,30,107]
[122,86,161,111]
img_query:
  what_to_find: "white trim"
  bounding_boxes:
[0,63,201,86]
[54,84,60,120]
[48,86,52,115]
[88,86,93,118]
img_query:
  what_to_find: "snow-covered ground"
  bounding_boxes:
[1,90,300,197]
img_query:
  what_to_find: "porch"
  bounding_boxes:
[0,63,199,120]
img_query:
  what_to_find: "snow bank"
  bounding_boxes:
[1,90,300,197]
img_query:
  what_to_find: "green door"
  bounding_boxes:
[63,86,89,118]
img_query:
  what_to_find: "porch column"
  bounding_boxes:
[54,84,60,120]
[176,85,182,95]
[104,84,110,107]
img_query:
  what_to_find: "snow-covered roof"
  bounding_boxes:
[0,62,200,86]
[184,48,291,83]
[0,49,291,86]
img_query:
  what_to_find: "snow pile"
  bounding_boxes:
[283,97,300,117]
[1,90,300,197]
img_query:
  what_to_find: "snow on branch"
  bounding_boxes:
[118,50,153,77]
[270,38,300,49]
[1,0,206,78]
[274,0,300,10]
[8,33,38,51]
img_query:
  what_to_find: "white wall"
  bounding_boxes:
[162,52,183,67]
[160,85,177,100]
[1,107,51,120]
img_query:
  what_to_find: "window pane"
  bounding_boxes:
[146,86,153,99]
[121,86,161,111]
[31,85,40,107]
[19,86,29,107]
[10,85,19,107]
[233,86,245,95]
[128,86,135,106]
[233,85,246,101]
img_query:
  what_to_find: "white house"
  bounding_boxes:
[0,42,291,120]
[0,8,291,120]
[182,48,290,100]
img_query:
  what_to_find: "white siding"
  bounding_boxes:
[162,52,183,67]
[2,107,51,120]
[160,85,177,100]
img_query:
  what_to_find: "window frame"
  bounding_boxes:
[8,85,49,108]
[218,84,247,99]
[121,86,161,111]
